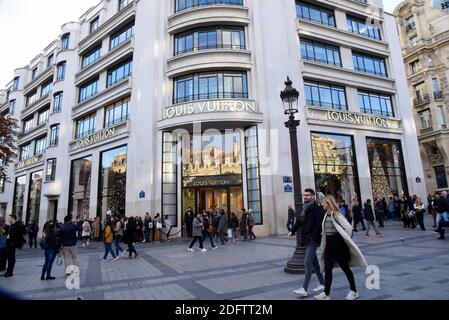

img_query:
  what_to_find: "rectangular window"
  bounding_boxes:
[37,108,50,125]
[174,26,245,55]
[175,0,243,12]
[68,156,92,219]
[406,16,416,32]
[305,81,347,110]
[352,51,387,77]
[162,132,178,227]
[27,90,38,106]
[56,62,66,81]
[98,145,127,219]
[106,58,133,87]
[79,78,99,102]
[35,137,47,155]
[9,100,16,114]
[435,165,448,189]
[82,47,101,68]
[409,35,417,47]
[26,171,43,224]
[419,109,433,130]
[12,176,26,221]
[46,158,57,182]
[367,138,409,198]
[90,17,99,33]
[118,0,130,11]
[76,113,96,139]
[410,60,420,74]
[47,54,54,68]
[20,144,32,160]
[41,79,53,97]
[61,34,70,50]
[49,124,60,146]
[110,24,134,49]
[358,90,394,117]
[13,77,20,91]
[300,38,341,67]
[347,15,382,40]
[437,105,447,129]
[173,71,248,104]
[23,118,34,133]
[296,1,335,27]
[105,97,131,127]
[245,126,263,225]
[0,178,4,193]
[312,132,360,203]
[53,92,63,112]
[31,68,37,80]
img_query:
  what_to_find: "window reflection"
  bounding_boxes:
[26,171,43,224]
[182,131,242,180]
[367,138,409,199]
[68,156,92,219]
[312,133,360,203]
[98,146,127,220]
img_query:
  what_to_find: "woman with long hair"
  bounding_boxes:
[41,222,58,280]
[124,217,139,259]
[315,195,368,300]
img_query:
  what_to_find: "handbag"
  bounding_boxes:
[156,222,162,229]
[56,253,63,267]
[0,235,6,249]
[227,229,233,238]
[39,238,47,250]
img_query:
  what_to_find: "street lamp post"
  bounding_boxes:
[281,77,305,274]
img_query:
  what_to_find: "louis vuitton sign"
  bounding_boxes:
[74,127,116,151]
[327,111,391,128]
[15,156,40,171]
[163,100,256,119]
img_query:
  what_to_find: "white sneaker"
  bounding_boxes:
[345,291,360,301]
[313,285,325,293]
[212,246,218,250]
[201,248,208,252]
[113,256,120,261]
[188,248,194,252]
[314,292,330,300]
[293,287,308,297]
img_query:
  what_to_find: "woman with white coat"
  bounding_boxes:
[81,219,91,247]
[315,195,368,301]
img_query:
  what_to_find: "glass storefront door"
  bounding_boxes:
[183,187,243,216]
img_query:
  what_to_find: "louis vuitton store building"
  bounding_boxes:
[0,0,428,236]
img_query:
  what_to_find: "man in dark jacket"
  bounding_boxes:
[184,208,194,238]
[58,215,81,275]
[374,198,385,228]
[364,199,383,238]
[5,215,26,278]
[289,188,325,298]
[287,205,296,236]
[435,191,449,239]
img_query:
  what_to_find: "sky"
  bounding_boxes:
[0,0,100,88]
[0,0,404,88]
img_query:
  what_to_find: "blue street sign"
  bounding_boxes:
[284,184,293,193]
[139,191,146,199]
[283,176,293,184]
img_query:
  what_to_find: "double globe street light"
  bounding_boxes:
[281,77,306,274]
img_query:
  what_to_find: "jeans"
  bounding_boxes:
[377,213,384,228]
[114,236,123,256]
[0,247,7,271]
[28,233,37,248]
[103,243,116,260]
[144,229,150,242]
[41,249,56,278]
[6,246,16,276]
[166,227,172,240]
[436,212,449,227]
[189,236,204,249]
[202,231,215,248]
[231,227,237,240]
[128,243,137,257]
[302,241,324,291]
[416,211,426,230]
[365,220,381,236]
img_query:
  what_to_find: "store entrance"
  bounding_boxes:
[183,186,244,215]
